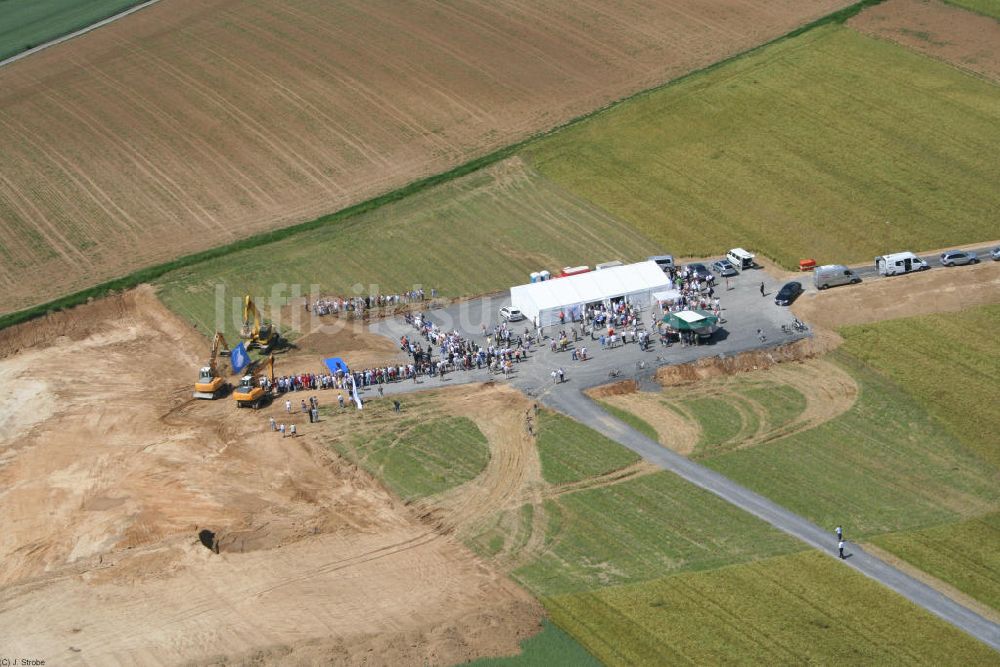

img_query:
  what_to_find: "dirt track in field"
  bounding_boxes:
[0,0,850,314]
[0,288,542,666]
[849,0,1000,82]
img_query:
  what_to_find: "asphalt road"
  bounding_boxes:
[543,391,1000,652]
[364,265,1000,652]
[851,243,998,280]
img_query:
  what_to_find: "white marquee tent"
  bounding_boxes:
[510,261,671,328]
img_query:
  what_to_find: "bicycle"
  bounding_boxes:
[793,318,809,332]
[608,368,622,379]
[635,360,647,371]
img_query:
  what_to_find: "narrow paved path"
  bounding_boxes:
[541,389,1000,652]
[0,0,163,69]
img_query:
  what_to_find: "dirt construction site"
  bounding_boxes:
[0,257,997,663]
[0,287,543,665]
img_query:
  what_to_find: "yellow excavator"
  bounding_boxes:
[193,332,232,399]
[233,353,275,409]
[241,295,278,351]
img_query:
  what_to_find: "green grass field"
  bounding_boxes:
[465,619,600,667]
[155,159,653,342]
[324,411,489,502]
[944,0,1000,19]
[705,352,1000,539]
[527,25,1000,268]
[871,512,1000,613]
[513,471,802,597]
[841,304,1000,468]
[0,0,144,61]
[545,551,1000,666]
[536,411,641,485]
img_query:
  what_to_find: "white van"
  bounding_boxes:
[595,260,624,271]
[726,248,755,271]
[875,252,929,276]
[813,264,861,289]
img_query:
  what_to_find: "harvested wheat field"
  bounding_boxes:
[849,0,1000,82]
[0,0,852,314]
[0,287,542,665]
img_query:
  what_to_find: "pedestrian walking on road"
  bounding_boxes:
[836,525,843,541]
[838,540,846,559]
[377,386,384,398]
[760,281,765,297]
[551,370,558,385]
[279,423,286,438]
[558,367,565,383]
[301,399,308,413]
[285,399,292,414]
[269,417,276,432]
[289,424,297,438]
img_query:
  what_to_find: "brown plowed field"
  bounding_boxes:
[0,287,542,665]
[849,0,1000,82]
[0,0,850,314]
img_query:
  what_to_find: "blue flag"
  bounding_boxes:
[231,343,250,374]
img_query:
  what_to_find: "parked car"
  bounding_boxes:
[991,247,1000,261]
[939,250,978,267]
[726,247,755,270]
[711,258,738,277]
[649,254,675,272]
[774,281,804,306]
[499,306,525,322]
[685,263,715,283]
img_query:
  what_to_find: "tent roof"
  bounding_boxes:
[511,261,670,312]
[663,309,719,331]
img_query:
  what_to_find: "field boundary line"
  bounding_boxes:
[0,0,886,332]
[0,0,163,68]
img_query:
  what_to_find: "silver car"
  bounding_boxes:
[499,306,525,322]
[992,247,1000,261]
[939,250,978,267]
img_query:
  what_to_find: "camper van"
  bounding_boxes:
[875,252,929,276]
[726,248,755,271]
[813,264,861,290]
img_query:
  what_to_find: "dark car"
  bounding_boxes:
[711,259,738,277]
[774,281,804,306]
[685,263,715,283]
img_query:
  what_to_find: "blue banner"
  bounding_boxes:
[324,357,350,375]
[231,343,250,375]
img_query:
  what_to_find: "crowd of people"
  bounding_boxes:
[307,289,430,316]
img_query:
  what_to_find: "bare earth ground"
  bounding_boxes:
[849,0,1000,82]
[0,0,850,313]
[0,288,541,666]
[792,260,1000,330]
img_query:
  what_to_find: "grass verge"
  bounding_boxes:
[705,352,1000,539]
[513,471,801,596]
[840,304,1000,468]
[535,410,641,485]
[544,551,1000,665]
[871,512,1000,613]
